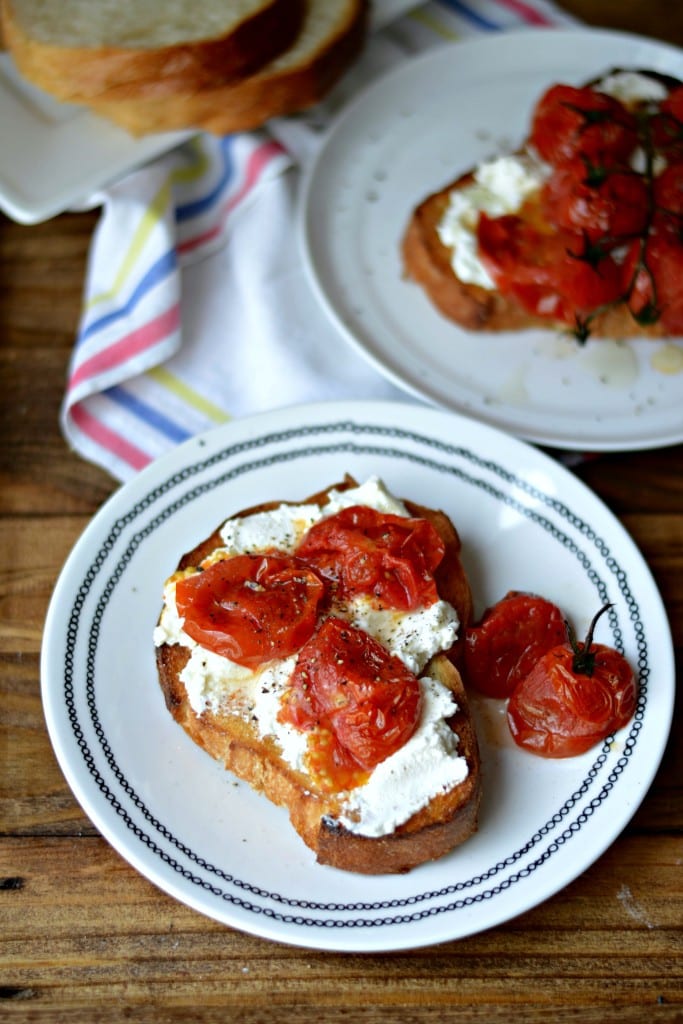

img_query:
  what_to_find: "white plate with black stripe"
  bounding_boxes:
[41,400,674,951]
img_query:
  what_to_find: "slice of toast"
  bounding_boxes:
[401,173,666,339]
[154,477,481,875]
[402,70,682,339]
[402,171,542,334]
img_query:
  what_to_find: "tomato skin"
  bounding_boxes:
[507,641,637,758]
[477,213,623,324]
[530,84,638,167]
[651,87,683,160]
[296,505,445,611]
[174,554,325,668]
[624,219,683,333]
[464,591,567,698]
[280,617,421,785]
[654,162,683,218]
[542,161,649,244]
[662,84,683,122]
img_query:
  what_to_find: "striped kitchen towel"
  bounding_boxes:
[62,0,576,481]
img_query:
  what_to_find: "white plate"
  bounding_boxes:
[300,29,683,452]
[0,54,189,223]
[41,401,674,952]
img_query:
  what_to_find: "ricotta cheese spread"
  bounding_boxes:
[337,675,468,838]
[436,70,672,290]
[437,152,548,289]
[154,476,466,838]
[596,70,669,105]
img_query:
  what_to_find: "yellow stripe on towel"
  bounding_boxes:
[148,365,231,423]
[86,139,212,312]
[86,180,172,311]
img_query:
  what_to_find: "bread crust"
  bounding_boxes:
[155,477,481,874]
[87,0,369,135]
[1,0,307,99]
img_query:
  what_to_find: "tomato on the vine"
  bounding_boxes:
[476,213,623,324]
[661,84,683,122]
[652,86,683,160]
[530,84,638,167]
[623,220,683,334]
[464,591,567,698]
[174,554,326,667]
[542,160,649,244]
[654,162,683,219]
[507,605,637,758]
[296,504,445,611]
[279,617,422,788]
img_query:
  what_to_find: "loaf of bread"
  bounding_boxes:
[402,68,683,340]
[1,0,369,135]
[154,476,481,875]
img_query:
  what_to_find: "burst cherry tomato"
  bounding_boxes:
[279,617,422,788]
[542,160,649,244]
[296,505,445,611]
[476,213,623,324]
[623,220,683,333]
[507,605,637,758]
[654,162,683,218]
[530,83,638,167]
[464,591,567,698]
[651,86,683,160]
[174,554,326,667]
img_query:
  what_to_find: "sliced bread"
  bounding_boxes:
[1,0,306,100]
[87,0,369,135]
[154,476,481,874]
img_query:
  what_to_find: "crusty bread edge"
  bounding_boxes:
[157,644,481,875]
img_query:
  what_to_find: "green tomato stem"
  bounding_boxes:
[566,602,613,676]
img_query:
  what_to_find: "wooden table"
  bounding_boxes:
[1,3,681,1020]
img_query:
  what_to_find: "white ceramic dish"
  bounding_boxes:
[40,401,674,951]
[0,54,190,223]
[300,29,683,451]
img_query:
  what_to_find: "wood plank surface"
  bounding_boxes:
[1,1,681,1020]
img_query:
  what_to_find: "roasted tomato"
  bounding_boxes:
[296,505,445,611]
[464,591,567,699]
[530,83,638,167]
[542,160,649,244]
[279,617,422,789]
[174,554,326,667]
[507,605,637,758]
[623,219,683,333]
[654,162,683,219]
[651,86,683,160]
[477,213,623,324]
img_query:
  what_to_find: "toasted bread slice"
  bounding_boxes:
[401,172,666,339]
[154,477,480,874]
[1,0,306,101]
[86,0,369,136]
[402,171,541,334]
[402,69,683,339]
